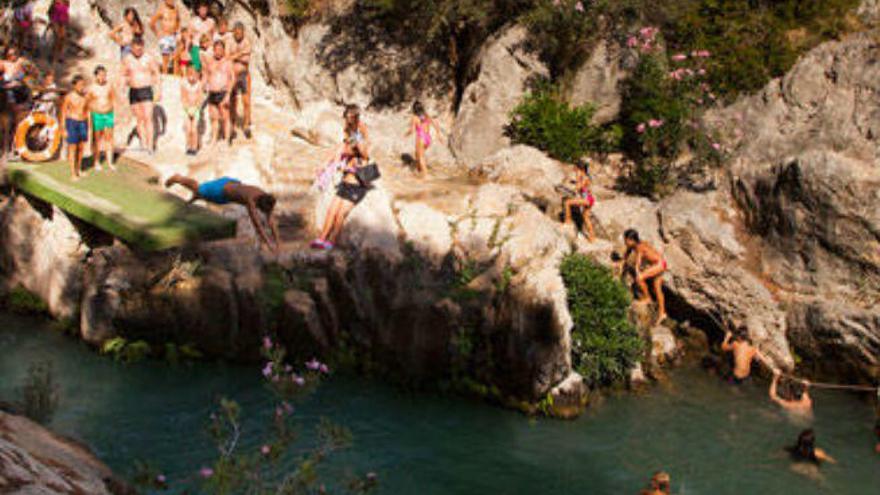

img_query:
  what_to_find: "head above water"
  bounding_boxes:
[624,228,641,247]
[792,428,818,460]
[650,471,671,493]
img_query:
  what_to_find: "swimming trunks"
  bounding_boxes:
[232,71,248,95]
[336,181,368,205]
[158,35,177,56]
[184,106,201,121]
[120,45,132,59]
[197,177,240,204]
[207,91,226,105]
[579,189,595,208]
[129,86,153,105]
[190,45,202,72]
[92,111,114,132]
[65,118,88,144]
[6,86,30,105]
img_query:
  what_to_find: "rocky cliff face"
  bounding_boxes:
[0,410,126,494]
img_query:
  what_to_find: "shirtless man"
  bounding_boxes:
[227,22,252,139]
[87,65,116,170]
[770,369,813,420]
[150,0,181,74]
[122,38,161,153]
[189,1,216,49]
[721,328,767,384]
[180,65,204,155]
[61,75,89,180]
[623,229,668,325]
[164,174,280,252]
[203,40,234,145]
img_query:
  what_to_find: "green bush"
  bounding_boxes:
[508,85,612,163]
[522,0,604,79]
[5,286,49,315]
[560,254,644,387]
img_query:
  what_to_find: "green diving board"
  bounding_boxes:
[5,159,237,251]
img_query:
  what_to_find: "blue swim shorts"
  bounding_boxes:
[197,177,240,204]
[65,118,88,145]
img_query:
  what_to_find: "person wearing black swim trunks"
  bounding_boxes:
[311,105,371,250]
[122,38,161,153]
[203,40,234,146]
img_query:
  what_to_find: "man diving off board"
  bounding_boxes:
[165,174,280,253]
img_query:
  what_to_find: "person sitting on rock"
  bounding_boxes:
[164,174,280,253]
[639,471,671,495]
[311,104,371,250]
[562,159,596,242]
[721,327,767,384]
[769,369,813,420]
[623,229,668,325]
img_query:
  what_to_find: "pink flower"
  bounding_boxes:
[306,358,321,371]
[293,375,306,386]
[697,50,711,58]
[261,445,271,455]
[275,406,284,417]
[261,362,273,378]
[708,93,716,101]
[319,363,330,374]
[156,474,167,484]
[574,1,584,12]
[648,119,664,128]
[199,467,214,479]
[671,53,687,61]
[282,401,294,414]
[627,36,638,48]
[697,98,704,105]
[284,364,293,373]
[712,142,721,151]
[636,123,646,134]
[697,68,706,76]
[262,337,273,350]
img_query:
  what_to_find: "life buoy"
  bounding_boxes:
[15,112,62,162]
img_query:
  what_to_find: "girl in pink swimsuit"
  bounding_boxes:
[407,100,443,177]
[563,159,596,241]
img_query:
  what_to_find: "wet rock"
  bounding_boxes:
[0,410,127,495]
[547,372,588,419]
[451,25,549,166]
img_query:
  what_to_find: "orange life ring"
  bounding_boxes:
[14,112,62,162]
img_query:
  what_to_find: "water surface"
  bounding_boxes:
[1,313,877,494]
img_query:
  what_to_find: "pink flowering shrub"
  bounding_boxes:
[619,29,722,197]
[133,339,377,494]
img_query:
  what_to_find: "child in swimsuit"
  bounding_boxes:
[406,100,443,177]
[563,159,596,241]
[623,228,668,325]
[180,65,204,155]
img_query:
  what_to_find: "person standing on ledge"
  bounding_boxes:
[721,328,768,384]
[227,22,253,140]
[164,174,280,253]
[60,75,89,180]
[122,37,161,154]
[87,65,116,171]
[623,229,668,326]
[203,40,234,146]
[150,0,181,74]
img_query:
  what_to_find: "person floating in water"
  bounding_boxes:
[164,174,280,253]
[562,159,596,242]
[623,229,668,325]
[639,471,671,495]
[770,369,813,420]
[788,429,836,465]
[721,328,767,384]
[405,100,443,176]
[61,75,89,180]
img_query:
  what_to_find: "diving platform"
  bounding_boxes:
[5,159,237,251]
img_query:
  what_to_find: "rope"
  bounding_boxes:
[778,372,879,394]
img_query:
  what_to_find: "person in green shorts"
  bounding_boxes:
[192,33,210,73]
[86,65,116,170]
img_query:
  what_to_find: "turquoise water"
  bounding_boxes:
[1,313,878,494]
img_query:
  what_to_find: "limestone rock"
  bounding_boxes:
[396,202,452,268]
[566,39,628,124]
[472,145,567,213]
[452,25,549,166]
[339,186,402,263]
[0,410,125,495]
[280,289,328,350]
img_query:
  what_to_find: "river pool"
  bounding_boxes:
[1,313,877,494]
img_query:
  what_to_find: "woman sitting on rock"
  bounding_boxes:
[311,104,371,250]
[562,159,596,242]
